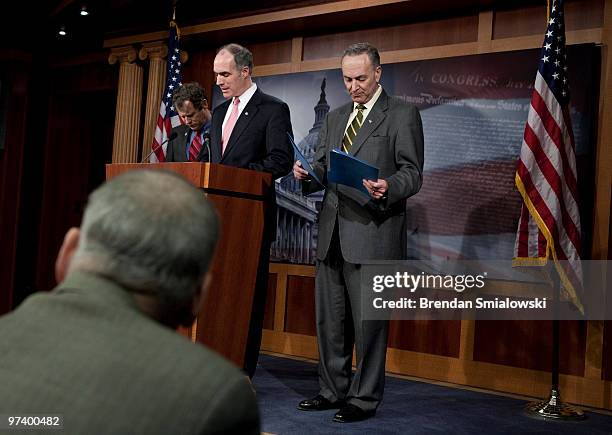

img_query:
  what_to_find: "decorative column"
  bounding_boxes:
[108,46,143,163]
[139,42,168,162]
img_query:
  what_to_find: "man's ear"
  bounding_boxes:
[191,271,212,319]
[375,65,382,82]
[55,227,80,284]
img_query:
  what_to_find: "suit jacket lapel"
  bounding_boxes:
[220,90,261,162]
[179,127,190,160]
[350,90,388,156]
[210,100,229,164]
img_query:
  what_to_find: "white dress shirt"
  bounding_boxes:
[344,84,383,135]
[221,82,258,134]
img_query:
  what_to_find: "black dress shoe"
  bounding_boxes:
[297,395,343,411]
[332,404,375,423]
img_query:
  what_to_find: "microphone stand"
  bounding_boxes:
[196,135,211,163]
[141,133,177,163]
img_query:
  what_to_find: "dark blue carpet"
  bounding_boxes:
[253,354,612,435]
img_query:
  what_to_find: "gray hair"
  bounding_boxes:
[342,42,381,68]
[218,43,253,74]
[70,170,219,316]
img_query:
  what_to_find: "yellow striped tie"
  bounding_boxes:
[342,104,366,153]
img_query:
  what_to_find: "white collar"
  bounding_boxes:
[233,82,257,106]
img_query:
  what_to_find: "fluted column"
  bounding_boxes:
[108,46,143,163]
[139,42,168,161]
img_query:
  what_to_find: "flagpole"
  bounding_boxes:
[525,266,584,420]
[513,0,586,420]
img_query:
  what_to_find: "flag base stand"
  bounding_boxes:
[524,266,585,422]
[525,389,585,420]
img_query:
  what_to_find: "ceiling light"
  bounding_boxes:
[58,26,67,36]
[80,6,89,16]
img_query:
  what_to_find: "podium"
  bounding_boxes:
[106,163,272,368]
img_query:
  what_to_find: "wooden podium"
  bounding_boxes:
[106,163,272,367]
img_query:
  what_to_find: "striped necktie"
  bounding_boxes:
[342,104,366,153]
[189,131,202,161]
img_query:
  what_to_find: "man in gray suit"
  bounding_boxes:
[293,43,424,422]
[0,170,259,434]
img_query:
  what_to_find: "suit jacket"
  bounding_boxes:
[305,89,424,263]
[166,124,211,162]
[209,88,293,180]
[210,88,293,241]
[0,272,260,435]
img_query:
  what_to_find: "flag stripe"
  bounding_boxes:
[522,125,581,253]
[534,71,578,177]
[515,205,530,257]
[529,82,579,196]
[525,96,580,219]
[518,144,579,264]
[516,161,563,256]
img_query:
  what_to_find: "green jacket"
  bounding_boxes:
[0,272,260,435]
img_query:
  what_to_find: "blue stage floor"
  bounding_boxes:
[253,354,612,435]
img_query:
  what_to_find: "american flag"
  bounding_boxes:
[513,0,583,311]
[150,21,184,162]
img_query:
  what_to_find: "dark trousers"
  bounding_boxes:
[315,225,389,412]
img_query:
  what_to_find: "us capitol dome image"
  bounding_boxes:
[271,79,329,264]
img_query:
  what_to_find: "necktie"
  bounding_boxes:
[222,97,240,155]
[342,104,366,153]
[189,131,202,161]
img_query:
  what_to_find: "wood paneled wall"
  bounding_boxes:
[494,0,603,38]
[302,15,480,60]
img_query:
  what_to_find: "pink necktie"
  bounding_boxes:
[222,97,240,154]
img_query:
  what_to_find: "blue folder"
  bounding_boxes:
[328,149,379,196]
[287,132,322,185]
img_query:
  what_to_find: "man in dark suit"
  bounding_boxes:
[293,43,424,422]
[0,170,259,435]
[211,43,293,378]
[166,82,212,162]
[210,43,293,178]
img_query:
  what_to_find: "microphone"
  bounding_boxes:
[196,132,211,162]
[141,131,178,163]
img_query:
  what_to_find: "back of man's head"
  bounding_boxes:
[68,169,219,326]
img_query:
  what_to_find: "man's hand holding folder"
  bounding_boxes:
[290,134,388,200]
[288,133,323,185]
[328,149,386,199]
